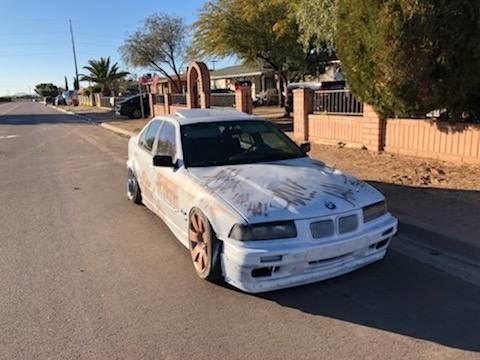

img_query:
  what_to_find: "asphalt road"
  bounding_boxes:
[1,102,479,360]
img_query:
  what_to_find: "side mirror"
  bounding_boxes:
[153,155,174,167]
[300,142,311,154]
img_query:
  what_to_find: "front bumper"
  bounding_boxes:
[221,214,398,293]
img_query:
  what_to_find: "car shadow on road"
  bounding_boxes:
[255,249,480,352]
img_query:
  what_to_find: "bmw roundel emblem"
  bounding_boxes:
[325,201,336,210]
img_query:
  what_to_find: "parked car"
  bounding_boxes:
[116,94,150,119]
[253,88,279,106]
[285,81,346,114]
[54,95,66,106]
[42,96,54,105]
[126,109,398,293]
[62,90,79,106]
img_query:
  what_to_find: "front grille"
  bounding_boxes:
[310,213,359,239]
[310,220,335,239]
[338,214,358,234]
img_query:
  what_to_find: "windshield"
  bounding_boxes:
[181,120,306,167]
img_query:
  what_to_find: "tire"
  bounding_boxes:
[127,169,142,204]
[188,209,222,281]
[132,109,142,119]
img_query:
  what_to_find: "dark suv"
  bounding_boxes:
[116,94,150,119]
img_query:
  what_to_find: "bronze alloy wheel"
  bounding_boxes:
[188,209,222,281]
[189,211,209,273]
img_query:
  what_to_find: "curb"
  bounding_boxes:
[390,221,480,286]
[397,221,480,267]
[47,105,97,124]
[99,123,136,138]
[48,105,136,138]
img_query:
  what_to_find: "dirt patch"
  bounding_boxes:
[309,144,480,191]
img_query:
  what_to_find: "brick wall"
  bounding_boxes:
[385,119,480,164]
[294,89,480,164]
[308,114,364,147]
[293,88,313,142]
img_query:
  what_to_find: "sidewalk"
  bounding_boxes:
[54,105,480,269]
[53,105,149,136]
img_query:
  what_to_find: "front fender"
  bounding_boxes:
[184,176,246,241]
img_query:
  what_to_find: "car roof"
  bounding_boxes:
[156,108,262,125]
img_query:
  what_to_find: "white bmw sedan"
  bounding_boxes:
[126,109,398,293]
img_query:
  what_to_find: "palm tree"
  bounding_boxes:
[80,57,129,96]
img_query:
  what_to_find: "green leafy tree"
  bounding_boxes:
[119,13,187,93]
[34,83,60,98]
[64,76,69,91]
[190,0,332,91]
[296,0,337,52]
[80,57,129,96]
[336,0,480,118]
[82,84,102,97]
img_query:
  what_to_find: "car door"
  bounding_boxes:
[151,120,184,232]
[135,119,162,211]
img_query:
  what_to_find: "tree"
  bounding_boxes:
[119,13,187,93]
[336,0,480,118]
[34,83,60,98]
[296,0,338,52]
[73,76,79,91]
[80,57,129,96]
[190,0,333,92]
[64,76,69,91]
[82,84,102,97]
[112,77,139,96]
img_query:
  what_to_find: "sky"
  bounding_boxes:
[0,0,236,96]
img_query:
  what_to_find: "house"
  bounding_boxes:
[142,64,277,97]
[210,65,276,96]
[140,73,187,95]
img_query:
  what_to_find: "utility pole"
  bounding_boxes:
[211,60,217,71]
[138,82,145,119]
[69,19,80,90]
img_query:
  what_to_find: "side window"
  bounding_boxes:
[139,120,161,152]
[156,122,177,159]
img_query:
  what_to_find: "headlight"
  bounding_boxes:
[229,221,297,241]
[363,201,387,222]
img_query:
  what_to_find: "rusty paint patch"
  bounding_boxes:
[155,173,179,208]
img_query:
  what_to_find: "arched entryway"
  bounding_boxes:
[186,61,211,109]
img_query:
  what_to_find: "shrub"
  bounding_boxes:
[336,0,480,118]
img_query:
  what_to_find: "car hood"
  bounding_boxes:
[188,157,384,223]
